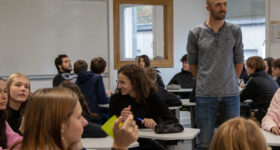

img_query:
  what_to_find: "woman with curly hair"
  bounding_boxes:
[109,64,177,149]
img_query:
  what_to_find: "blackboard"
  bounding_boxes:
[0,0,108,77]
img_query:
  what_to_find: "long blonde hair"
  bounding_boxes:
[210,117,269,150]
[21,88,78,150]
[6,73,30,117]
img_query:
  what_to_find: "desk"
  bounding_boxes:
[98,104,109,108]
[82,136,139,150]
[167,88,192,93]
[168,106,182,120]
[261,129,280,146]
[139,128,200,150]
[181,99,196,128]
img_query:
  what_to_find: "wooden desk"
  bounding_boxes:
[261,129,280,146]
[139,128,200,150]
[82,136,139,150]
[167,88,193,93]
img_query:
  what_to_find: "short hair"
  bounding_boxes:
[180,54,188,62]
[138,55,150,67]
[272,58,280,68]
[143,67,158,82]
[206,0,211,5]
[90,57,107,74]
[74,60,88,74]
[246,56,265,72]
[55,54,68,72]
[21,88,78,150]
[264,57,274,75]
[210,117,269,150]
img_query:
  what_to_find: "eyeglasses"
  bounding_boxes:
[116,80,127,85]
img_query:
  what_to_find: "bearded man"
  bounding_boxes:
[186,0,244,149]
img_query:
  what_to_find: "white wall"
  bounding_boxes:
[266,0,280,58]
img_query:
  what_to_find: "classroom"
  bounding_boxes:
[1,0,280,150]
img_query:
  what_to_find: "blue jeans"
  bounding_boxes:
[196,96,240,150]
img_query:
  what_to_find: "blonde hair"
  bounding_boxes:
[210,117,269,150]
[6,73,30,101]
[21,88,78,150]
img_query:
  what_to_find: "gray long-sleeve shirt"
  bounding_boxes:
[187,21,244,97]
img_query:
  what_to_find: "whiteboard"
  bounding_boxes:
[0,0,108,77]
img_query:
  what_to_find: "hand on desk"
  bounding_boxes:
[121,105,132,121]
[271,123,280,135]
[112,114,139,150]
[142,118,157,130]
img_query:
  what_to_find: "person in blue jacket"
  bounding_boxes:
[74,60,110,124]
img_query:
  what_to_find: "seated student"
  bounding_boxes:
[0,78,22,150]
[262,89,280,134]
[6,73,31,134]
[53,54,77,87]
[110,64,178,149]
[272,58,280,86]
[138,54,165,88]
[241,56,279,123]
[210,117,270,150]
[168,54,195,98]
[143,67,182,107]
[74,60,110,124]
[17,88,138,150]
[264,57,275,77]
[59,81,107,138]
[168,54,195,88]
[90,57,112,96]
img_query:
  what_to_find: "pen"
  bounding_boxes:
[137,118,143,122]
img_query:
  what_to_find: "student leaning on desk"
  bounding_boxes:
[110,64,179,149]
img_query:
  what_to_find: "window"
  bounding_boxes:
[226,0,265,60]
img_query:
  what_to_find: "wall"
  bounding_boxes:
[266,0,280,57]
[108,0,208,89]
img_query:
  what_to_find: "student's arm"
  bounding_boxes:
[235,63,243,78]
[262,89,280,133]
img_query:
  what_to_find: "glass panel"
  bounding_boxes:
[120,4,164,60]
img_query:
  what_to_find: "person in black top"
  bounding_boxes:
[272,58,280,86]
[110,64,177,149]
[264,57,274,77]
[6,73,31,134]
[241,56,279,123]
[52,54,74,87]
[138,54,165,88]
[168,54,195,98]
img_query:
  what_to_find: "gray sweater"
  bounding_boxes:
[187,21,244,97]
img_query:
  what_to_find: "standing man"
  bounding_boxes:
[53,54,75,87]
[187,0,244,149]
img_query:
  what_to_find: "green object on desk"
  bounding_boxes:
[101,115,122,138]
